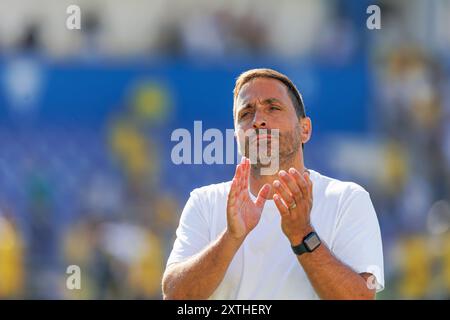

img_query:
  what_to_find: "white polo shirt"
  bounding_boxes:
[166,169,384,299]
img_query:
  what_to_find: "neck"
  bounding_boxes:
[249,152,305,199]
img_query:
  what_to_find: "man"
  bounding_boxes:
[162,68,384,299]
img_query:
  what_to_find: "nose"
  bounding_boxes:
[252,110,267,129]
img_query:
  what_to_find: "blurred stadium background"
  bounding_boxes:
[0,0,449,299]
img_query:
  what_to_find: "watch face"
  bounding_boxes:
[304,233,321,251]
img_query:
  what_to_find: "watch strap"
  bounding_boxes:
[291,242,309,255]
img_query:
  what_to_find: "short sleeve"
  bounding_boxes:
[331,188,385,292]
[166,189,211,267]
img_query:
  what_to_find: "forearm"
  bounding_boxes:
[162,230,243,300]
[298,243,375,300]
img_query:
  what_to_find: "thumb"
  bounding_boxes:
[255,184,271,209]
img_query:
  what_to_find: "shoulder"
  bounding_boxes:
[310,169,369,199]
[182,181,231,228]
[310,170,372,214]
[309,170,378,236]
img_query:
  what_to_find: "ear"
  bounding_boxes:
[300,117,312,144]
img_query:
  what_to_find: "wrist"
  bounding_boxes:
[223,229,246,247]
[289,225,314,246]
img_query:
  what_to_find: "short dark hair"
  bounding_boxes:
[233,68,306,119]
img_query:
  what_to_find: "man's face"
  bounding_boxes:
[234,77,310,168]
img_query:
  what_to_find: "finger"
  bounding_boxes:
[236,162,242,189]
[243,157,250,191]
[239,158,250,202]
[289,168,308,198]
[281,169,303,204]
[227,177,239,209]
[230,164,241,193]
[237,164,246,201]
[232,161,243,186]
[228,164,242,214]
[237,156,245,191]
[255,183,271,209]
[273,193,289,217]
[303,171,313,199]
[233,161,240,178]
[273,178,295,209]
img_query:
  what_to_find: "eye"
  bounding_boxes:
[240,112,249,119]
[270,105,281,111]
[239,110,253,120]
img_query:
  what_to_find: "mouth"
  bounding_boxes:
[257,134,271,141]
[249,134,272,145]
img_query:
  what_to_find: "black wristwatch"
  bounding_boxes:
[291,231,321,256]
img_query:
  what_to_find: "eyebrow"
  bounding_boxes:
[239,98,283,110]
[236,97,285,119]
[262,98,283,105]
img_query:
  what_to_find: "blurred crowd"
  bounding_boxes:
[371,44,450,299]
[0,0,450,299]
[0,81,179,298]
[0,0,358,60]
